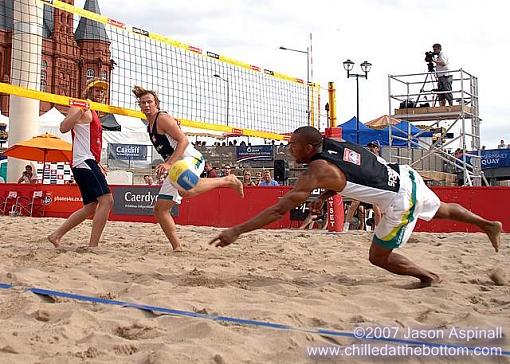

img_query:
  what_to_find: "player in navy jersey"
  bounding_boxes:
[210,126,502,286]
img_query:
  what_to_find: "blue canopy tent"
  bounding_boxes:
[339,117,433,147]
[338,117,382,145]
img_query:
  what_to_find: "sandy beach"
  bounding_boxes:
[0,216,508,363]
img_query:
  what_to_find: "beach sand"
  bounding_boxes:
[0,216,509,363]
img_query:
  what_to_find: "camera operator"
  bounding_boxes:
[431,43,453,106]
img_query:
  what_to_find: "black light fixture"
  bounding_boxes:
[342,59,372,144]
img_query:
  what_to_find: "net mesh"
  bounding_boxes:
[1,0,320,138]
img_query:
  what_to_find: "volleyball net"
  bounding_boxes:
[0,0,320,140]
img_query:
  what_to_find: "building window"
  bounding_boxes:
[41,80,47,92]
[41,70,47,82]
[100,71,107,80]
[86,68,94,80]
[41,60,47,70]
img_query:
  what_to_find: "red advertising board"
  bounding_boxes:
[1,184,509,233]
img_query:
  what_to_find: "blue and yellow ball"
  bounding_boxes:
[168,158,200,190]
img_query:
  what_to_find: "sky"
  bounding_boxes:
[76,0,510,149]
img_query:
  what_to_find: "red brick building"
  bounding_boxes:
[0,0,112,115]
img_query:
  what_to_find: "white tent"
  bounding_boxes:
[102,114,151,145]
[38,107,71,142]
[0,112,8,128]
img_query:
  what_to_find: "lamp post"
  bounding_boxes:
[213,74,230,126]
[279,42,311,124]
[342,59,372,144]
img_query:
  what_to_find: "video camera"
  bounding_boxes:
[424,51,435,72]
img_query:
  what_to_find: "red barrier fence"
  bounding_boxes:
[1,184,509,233]
[415,187,510,233]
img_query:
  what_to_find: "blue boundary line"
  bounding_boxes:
[1,283,508,356]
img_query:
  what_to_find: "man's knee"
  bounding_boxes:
[369,243,391,267]
[154,200,174,217]
[98,194,113,208]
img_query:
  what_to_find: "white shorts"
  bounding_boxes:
[373,165,441,249]
[158,154,205,204]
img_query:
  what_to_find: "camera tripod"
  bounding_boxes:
[415,69,438,107]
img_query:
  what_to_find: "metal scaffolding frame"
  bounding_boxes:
[388,69,485,186]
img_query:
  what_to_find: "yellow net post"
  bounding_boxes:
[328,82,336,128]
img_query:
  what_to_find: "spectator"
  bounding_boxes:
[242,170,256,186]
[258,170,279,186]
[202,161,218,178]
[155,173,165,185]
[498,140,506,149]
[143,174,154,185]
[221,165,235,177]
[481,145,486,151]
[254,171,262,185]
[17,164,37,184]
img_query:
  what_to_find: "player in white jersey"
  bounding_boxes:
[210,127,502,286]
[48,79,113,248]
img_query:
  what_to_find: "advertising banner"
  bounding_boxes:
[108,144,148,161]
[236,145,273,163]
[112,186,178,216]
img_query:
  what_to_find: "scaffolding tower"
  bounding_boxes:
[388,69,484,186]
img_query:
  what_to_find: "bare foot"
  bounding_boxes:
[172,245,183,252]
[484,221,502,252]
[228,175,244,198]
[419,272,442,287]
[47,234,61,248]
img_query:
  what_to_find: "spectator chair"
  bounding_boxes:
[12,190,45,217]
[0,191,18,216]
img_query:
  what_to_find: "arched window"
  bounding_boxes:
[41,80,47,92]
[86,68,94,80]
[41,60,47,70]
[41,70,47,81]
[67,14,72,26]
[100,71,107,80]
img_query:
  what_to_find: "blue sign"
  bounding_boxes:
[108,143,148,160]
[236,145,274,162]
[469,149,510,169]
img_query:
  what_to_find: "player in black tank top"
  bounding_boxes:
[210,126,502,286]
[134,85,244,252]
[148,111,175,160]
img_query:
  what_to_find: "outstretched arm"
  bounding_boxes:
[209,167,320,247]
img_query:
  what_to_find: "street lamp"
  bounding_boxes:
[342,59,372,144]
[213,74,230,126]
[279,44,310,124]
